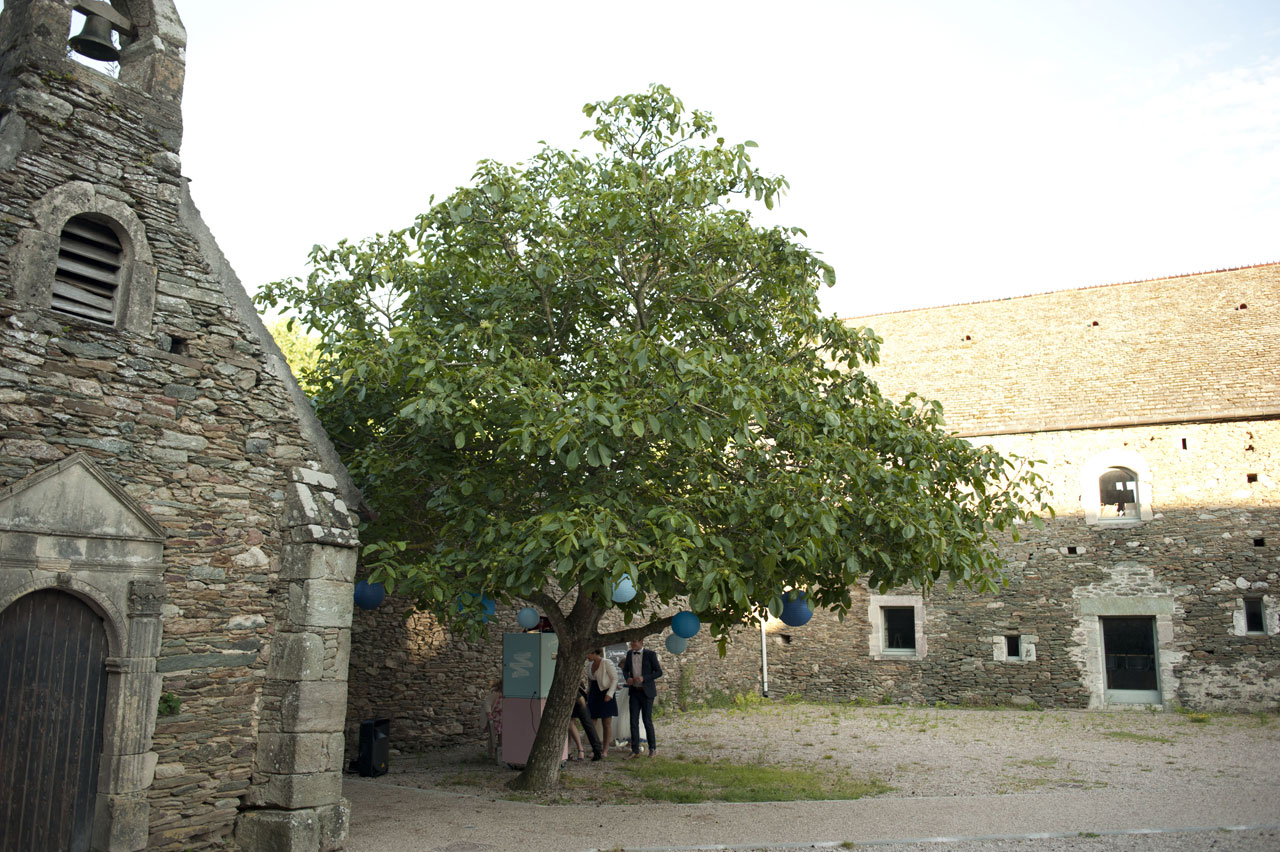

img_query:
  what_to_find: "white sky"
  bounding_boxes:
[165,1,1280,319]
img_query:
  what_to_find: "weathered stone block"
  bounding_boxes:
[288,579,354,629]
[316,799,350,852]
[100,750,158,794]
[281,681,348,733]
[235,808,319,852]
[102,671,160,756]
[91,792,149,852]
[256,732,344,775]
[268,631,325,681]
[261,771,343,810]
[280,543,357,583]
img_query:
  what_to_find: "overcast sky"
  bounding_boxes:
[167,1,1280,320]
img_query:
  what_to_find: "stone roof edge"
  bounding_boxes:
[952,406,1280,440]
[840,260,1280,322]
[176,181,371,518]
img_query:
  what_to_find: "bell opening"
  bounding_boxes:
[68,11,123,73]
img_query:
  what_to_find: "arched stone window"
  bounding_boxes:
[54,214,126,325]
[10,181,156,334]
[1081,450,1153,525]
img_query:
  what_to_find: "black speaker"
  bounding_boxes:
[356,718,390,777]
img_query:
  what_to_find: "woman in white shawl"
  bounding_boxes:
[583,648,619,756]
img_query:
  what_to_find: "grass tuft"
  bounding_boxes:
[619,756,891,803]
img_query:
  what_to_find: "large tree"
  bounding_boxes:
[258,85,1050,791]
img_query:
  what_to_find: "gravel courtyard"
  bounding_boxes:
[345,703,1280,851]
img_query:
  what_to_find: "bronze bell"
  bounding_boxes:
[69,13,120,63]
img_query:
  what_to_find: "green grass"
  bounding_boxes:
[1103,731,1173,743]
[1014,756,1060,768]
[618,756,891,803]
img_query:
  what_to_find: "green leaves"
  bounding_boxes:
[256,83,1051,655]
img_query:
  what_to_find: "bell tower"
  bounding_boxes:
[0,1,186,151]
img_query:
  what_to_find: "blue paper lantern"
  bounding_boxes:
[353,580,385,610]
[516,606,540,629]
[671,610,700,639]
[457,593,497,621]
[611,576,637,603]
[780,590,813,627]
[665,633,688,654]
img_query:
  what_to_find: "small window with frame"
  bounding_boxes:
[1244,598,1265,634]
[882,607,916,654]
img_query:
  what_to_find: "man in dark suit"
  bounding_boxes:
[621,637,662,757]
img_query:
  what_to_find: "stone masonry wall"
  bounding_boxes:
[1,5,359,848]
[852,264,1280,437]
[345,601,511,756]
[665,420,1279,712]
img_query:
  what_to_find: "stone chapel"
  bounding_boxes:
[1,2,361,850]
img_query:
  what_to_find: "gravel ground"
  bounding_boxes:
[764,827,1280,851]
[382,703,1280,801]
[355,703,1280,851]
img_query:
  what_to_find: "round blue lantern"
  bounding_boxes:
[611,576,637,603]
[671,610,700,639]
[516,606,540,629]
[780,590,813,627]
[665,633,688,654]
[353,580,385,610]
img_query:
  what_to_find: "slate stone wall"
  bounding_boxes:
[0,3,360,850]
[345,603,511,754]
[664,420,1279,712]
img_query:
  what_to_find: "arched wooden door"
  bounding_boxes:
[0,590,110,852]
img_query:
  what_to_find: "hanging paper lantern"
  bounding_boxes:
[780,590,813,627]
[671,610,700,639]
[516,606,540,629]
[353,580,385,610]
[611,576,637,603]
[665,633,688,654]
[457,593,497,621]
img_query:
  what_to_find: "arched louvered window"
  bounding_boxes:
[54,215,124,325]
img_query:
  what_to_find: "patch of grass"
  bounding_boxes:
[1176,706,1213,724]
[1104,731,1173,744]
[1014,756,1059,768]
[619,756,891,803]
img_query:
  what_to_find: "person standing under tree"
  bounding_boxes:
[584,648,619,756]
[621,637,662,758]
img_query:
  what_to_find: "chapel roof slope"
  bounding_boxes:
[847,263,1280,436]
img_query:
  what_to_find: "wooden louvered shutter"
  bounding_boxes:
[54,216,123,325]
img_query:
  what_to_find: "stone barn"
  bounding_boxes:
[670,263,1280,712]
[1,2,362,850]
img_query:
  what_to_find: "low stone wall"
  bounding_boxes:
[345,600,511,756]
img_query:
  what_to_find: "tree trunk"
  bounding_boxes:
[506,635,587,791]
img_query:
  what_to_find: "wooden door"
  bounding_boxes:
[0,590,110,852]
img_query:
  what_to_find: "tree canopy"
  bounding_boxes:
[258,85,1050,789]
